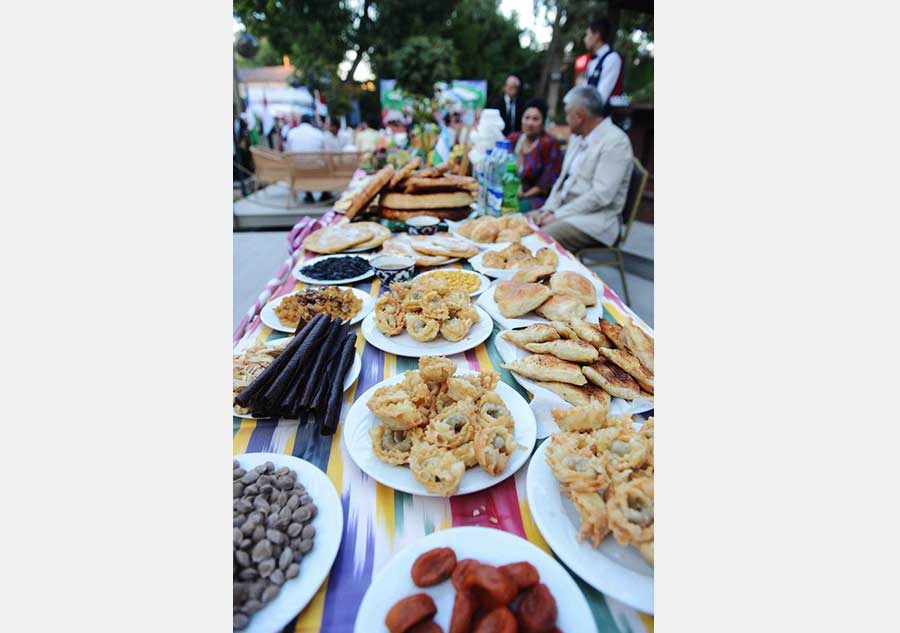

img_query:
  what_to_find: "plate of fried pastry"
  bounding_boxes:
[361,278,493,357]
[468,239,562,281]
[343,357,537,497]
[448,214,535,248]
[495,315,654,437]
[526,411,654,614]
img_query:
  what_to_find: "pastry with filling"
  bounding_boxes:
[511,265,556,283]
[370,424,421,465]
[409,441,466,496]
[597,347,654,393]
[499,324,560,349]
[501,354,587,385]
[549,271,597,306]
[534,294,587,321]
[551,401,610,432]
[582,358,644,400]
[493,281,552,317]
[533,381,611,408]
[474,423,516,475]
[569,317,614,349]
[524,339,599,363]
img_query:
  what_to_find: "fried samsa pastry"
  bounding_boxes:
[547,320,579,340]
[477,391,512,428]
[406,314,441,342]
[499,324,560,349]
[567,490,610,547]
[569,317,613,349]
[534,381,611,408]
[471,222,500,243]
[551,402,609,432]
[525,339,599,363]
[511,265,556,283]
[481,250,508,269]
[582,358,643,400]
[419,356,457,385]
[425,400,477,448]
[598,318,627,348]
[549,271,597,306]
[597,347,654,393]
[409,442,466,496]
[501,354,587,385]
[370,424,421,465]
[496,228,525,243]
[494,281,552,317]
[621,317,654,373]
[534,294,587,321]
[607,476,654,546]
[474,423,516,475]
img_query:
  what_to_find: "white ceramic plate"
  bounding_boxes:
[359,305,493,357]
[526,440,654,614]
[233,351,363,419]
[493,333,654,437]
[260,287,375,333]
[476,277,606,331]
[411,268,492,296]
[353,526,598,633]
[234,452,344,633]
[292,253,374,285]
[343,368,536,497]
[468,236,573,280]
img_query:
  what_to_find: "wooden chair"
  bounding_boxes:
[249,146,297,207]
[576,157,649,306]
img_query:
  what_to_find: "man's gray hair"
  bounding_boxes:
[563,85,604,118]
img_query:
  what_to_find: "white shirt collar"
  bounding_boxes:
[594,43,610,58]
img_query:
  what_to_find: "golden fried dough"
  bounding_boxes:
[534,294,587,321]
[569,317,614,349]
[535,381,611,408]
[597,347,654,393]
[501,354,587,385]
[511,265,556,283]
[345,165,394,220]
[551,402,610,432]
[535,247,559,267]
[499,324,560,349]
[494,281,552,317]
[621,317,654,373]
[583,358,643,399]
[388,156,422,189]
[549,271,597,306]
[524,339,599,363]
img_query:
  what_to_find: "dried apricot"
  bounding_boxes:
[472,606,517,633]
[407,620,443,633]
[499,561,539,592]
[448,589,478,633]
[385,593,437,633]
[462,565,517,609]
[515,582,558,633]
[411,547,458,587]
[451,558,481,591]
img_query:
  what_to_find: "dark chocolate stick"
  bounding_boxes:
[254,314,331,412]
[297,319,345,409]
[234,313,324,408]
[320,333,357,435]
[311,325,353,411]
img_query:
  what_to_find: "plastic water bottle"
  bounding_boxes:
[487,140,512,217]
[501,162,521,214]
[476,149,493,214]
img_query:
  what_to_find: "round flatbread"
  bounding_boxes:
[303,224,374,254]
[347,222,391,250]
[410,234,479,259]
[345,166,395,220]
[380,235,452,267]
[380,191,474,210]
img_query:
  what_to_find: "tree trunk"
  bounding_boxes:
[344,46,365,83]
[538,7,565,98]
[343,0,372,83]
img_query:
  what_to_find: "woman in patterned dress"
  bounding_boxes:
[506,97,563,211]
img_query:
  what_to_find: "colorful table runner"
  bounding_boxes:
[234,212,654,633]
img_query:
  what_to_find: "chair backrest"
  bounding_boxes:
[249,146,291,184]
[284,151,365,193]
[617,157,649,246]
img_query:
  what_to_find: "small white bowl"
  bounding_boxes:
[370,255,416,285]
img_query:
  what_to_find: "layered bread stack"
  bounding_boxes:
[379,158,478,221]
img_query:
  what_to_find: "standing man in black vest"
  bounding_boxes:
[583,17,624,106]
[487,74,525,136]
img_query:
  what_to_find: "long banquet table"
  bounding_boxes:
[233,205,654,633]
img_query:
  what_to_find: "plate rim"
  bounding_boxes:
[261,287,375,333]
[353,525,599,633]
[525,439,654,614]
[359,304,493,357]
[342,368,537,497]
[233,452,344,633]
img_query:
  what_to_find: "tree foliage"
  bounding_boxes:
[388,36,459,98]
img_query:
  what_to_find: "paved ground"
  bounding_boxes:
[233,223,655,331]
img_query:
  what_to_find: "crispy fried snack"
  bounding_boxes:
[597,347,654,394]
[551,401,610,432]
[389,156,423,189]
[371,423,421,465]
[409,441,466,496]
[567,490,610,547]
[368,385,427,431]
[421,290,450,321]
[534,247,559,267]
[374,293,406,336]
[568,317,614,349]
[419,356,457,385]
[444,376,482,403]
[440,317,473,342]
[455,305,480,323]
[607,476,654,545]
[525,339,599,363]
[474,423,516,475]
[452,441,479,468]
[500,324,560,350]
[621,316,654,373]
[425,400,477,449]
[406,314,441,342]
[477,391,512,428]
[544,433,609,492]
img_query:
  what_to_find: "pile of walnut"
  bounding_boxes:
[386,547,559,633]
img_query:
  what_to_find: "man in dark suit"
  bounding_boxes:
[487,74,525,135]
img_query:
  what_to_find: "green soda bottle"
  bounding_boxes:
[501,162,521,215]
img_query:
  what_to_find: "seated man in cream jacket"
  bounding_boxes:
[533,86,633,251]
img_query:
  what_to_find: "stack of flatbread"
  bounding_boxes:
[378,157,478,221]
[500,315,654,407]
[302,221,391,254]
